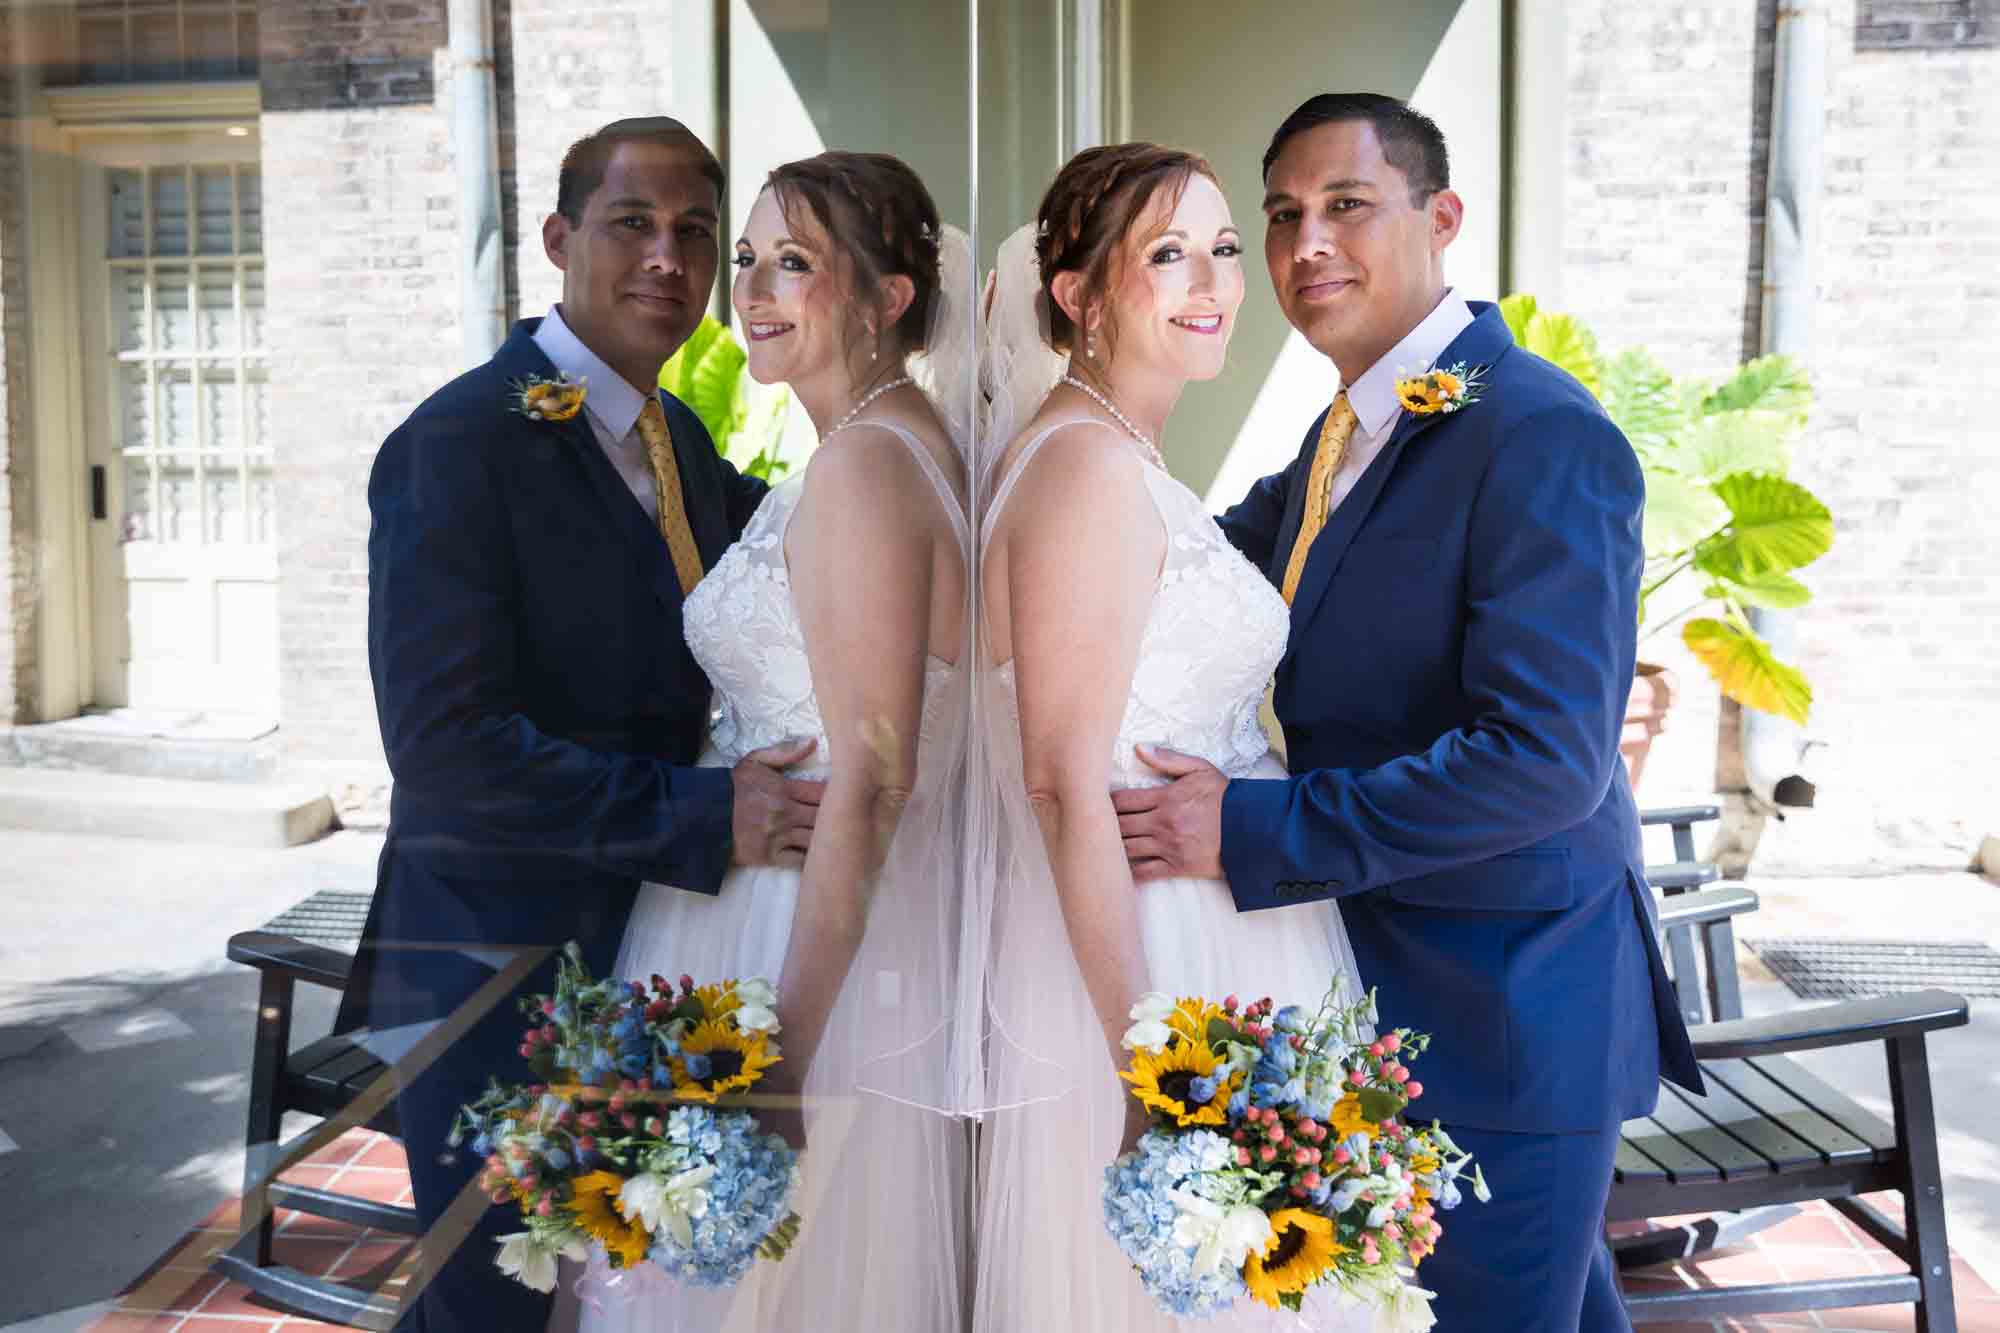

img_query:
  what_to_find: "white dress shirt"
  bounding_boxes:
[1323,289,1475,516]
[532,303,660,523]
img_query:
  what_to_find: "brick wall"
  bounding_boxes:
[1562,0,2000,863]
[261,0,462,799]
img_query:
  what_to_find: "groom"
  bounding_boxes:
[345,117,821,1332]
[1118,94,1701,1330]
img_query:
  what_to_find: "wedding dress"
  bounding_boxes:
[567,420,971,1333]
[971,420,1377,1332]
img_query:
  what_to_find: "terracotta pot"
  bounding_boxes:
[1621,662,1677,791]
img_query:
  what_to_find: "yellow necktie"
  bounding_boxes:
[1278,391,1360,605]
[635,397,706,598]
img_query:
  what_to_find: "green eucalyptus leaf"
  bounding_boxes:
[1682,616,1813,723]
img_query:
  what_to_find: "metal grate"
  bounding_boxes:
[1745,937,2000,1000]
[258,889,374,952]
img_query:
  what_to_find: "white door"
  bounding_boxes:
[80,136,274,714]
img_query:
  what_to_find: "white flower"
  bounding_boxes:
[734,978,779,1008]
[1122,1018,1173,1052]
[1129,992,1175,1023]
[1168,1189,1273,1277]
[620,1164,717,1247]
[493,1232,585,1293]
[1471,1163,1492,1204]
[1369,1274,1438,1333]
[734,1002,781,1034]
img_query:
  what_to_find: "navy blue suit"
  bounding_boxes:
[1217,303,1699,1330]
[340,320,765,1332]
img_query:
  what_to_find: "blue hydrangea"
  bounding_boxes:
[1101,1130,1247,1318]
[645,1108,799,1289]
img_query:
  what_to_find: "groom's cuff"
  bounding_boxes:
[664,764,736,895]
[1221,776,1304,913]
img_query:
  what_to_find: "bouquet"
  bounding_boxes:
[451,943,803,1294]
[1102,986,1486,1327]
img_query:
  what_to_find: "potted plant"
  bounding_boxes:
[660,315,796,481]
[1498,296,1834,788]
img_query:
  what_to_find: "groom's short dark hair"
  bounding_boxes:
[556,117,726,223]
[1262,94,1449,206]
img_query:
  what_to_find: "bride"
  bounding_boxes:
[562,150,972,1332]
[972,143,1377,1331]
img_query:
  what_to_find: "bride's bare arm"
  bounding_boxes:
[778,431,941,1075]
[1005,430,1164,1069]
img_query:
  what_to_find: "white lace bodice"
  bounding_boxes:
[987,422,1290,789]
[683,423,967,782]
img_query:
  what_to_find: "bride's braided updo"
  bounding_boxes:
[1033,143,1219,361]
[767,151,943,356]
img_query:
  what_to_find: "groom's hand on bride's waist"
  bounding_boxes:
[1114,745,1226,882]
[730,738,824,868]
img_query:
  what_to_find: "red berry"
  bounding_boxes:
[1406,1081,1424,1099]
[1383,1033,1402,1054]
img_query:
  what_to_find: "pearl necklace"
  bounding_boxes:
[825,375,914,438]
[1060,374,1166,471]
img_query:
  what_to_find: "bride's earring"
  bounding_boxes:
[867,322,879,362]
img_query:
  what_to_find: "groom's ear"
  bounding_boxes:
[543,211,574,273]
[1427,189,1466,255]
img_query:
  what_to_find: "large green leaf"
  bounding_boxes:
[1666,408,1799,483]
[687,333,747,444]
[660,316,724,401]
[1519,312,1601,395]
[1601,346,1684,460]
[1701,354,1812,422]
[1695,472,1834,580]
[1682,617,1812,723]
[1641,468,1727,558]
[1498,293,1538,346]
[1705,570,1812,610]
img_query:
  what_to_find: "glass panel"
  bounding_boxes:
[242,266,266,349]
[151,169,189,256]
[197,269,236,351]
[156,461,196,542]
[121,456,153,542]
[107,169,146,259]
[115,365,149,450]
[112,270,148,353]
[195,167,235,254]
[204,463,242,542]
[199,364,238,453]
[250,473,275,544]
[237,168,262,254]
[245,370,268,449]
[158,367,194,451]
[153,266,192,352]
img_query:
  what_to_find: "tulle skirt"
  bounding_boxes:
[970,752,1378,1333]
[556,757,969,1333]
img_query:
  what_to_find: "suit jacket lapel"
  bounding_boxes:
[494,323,684,612]
[1285,408,1449,631]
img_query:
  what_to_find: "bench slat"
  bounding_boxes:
[1664,1063,1825,1171]
[1747,1055,1897,1158]
[1613,1134,1670,1184]
[1620,1113,1723,1184]
[1645,1082,1774,1179]
[1702,1059,1875,1168]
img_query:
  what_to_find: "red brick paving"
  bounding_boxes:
[84,1137,2000,1330]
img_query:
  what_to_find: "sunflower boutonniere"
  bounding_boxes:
[510,372,588,423]
[1394,360,1485,417]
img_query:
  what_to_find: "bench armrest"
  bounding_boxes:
[1690,988,1970,1060]
[1640,804,1722,828]
[1648,861,1723,893]
[1656,885,1758,930]
[228,930,356,991]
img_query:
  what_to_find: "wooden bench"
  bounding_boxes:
[217,901,414,1327]
[1614,808,1970,1329]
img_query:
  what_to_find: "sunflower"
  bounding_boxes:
[691,982,743,1020]
[1119,1040,1238,1127]
[1327,1091,1381,1143]
[1244,1208,1342,1309]
[515,376,586,423]
[670,1018,779,1103]
[566,1170,651,1268]
[1166,996,1227,1044]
